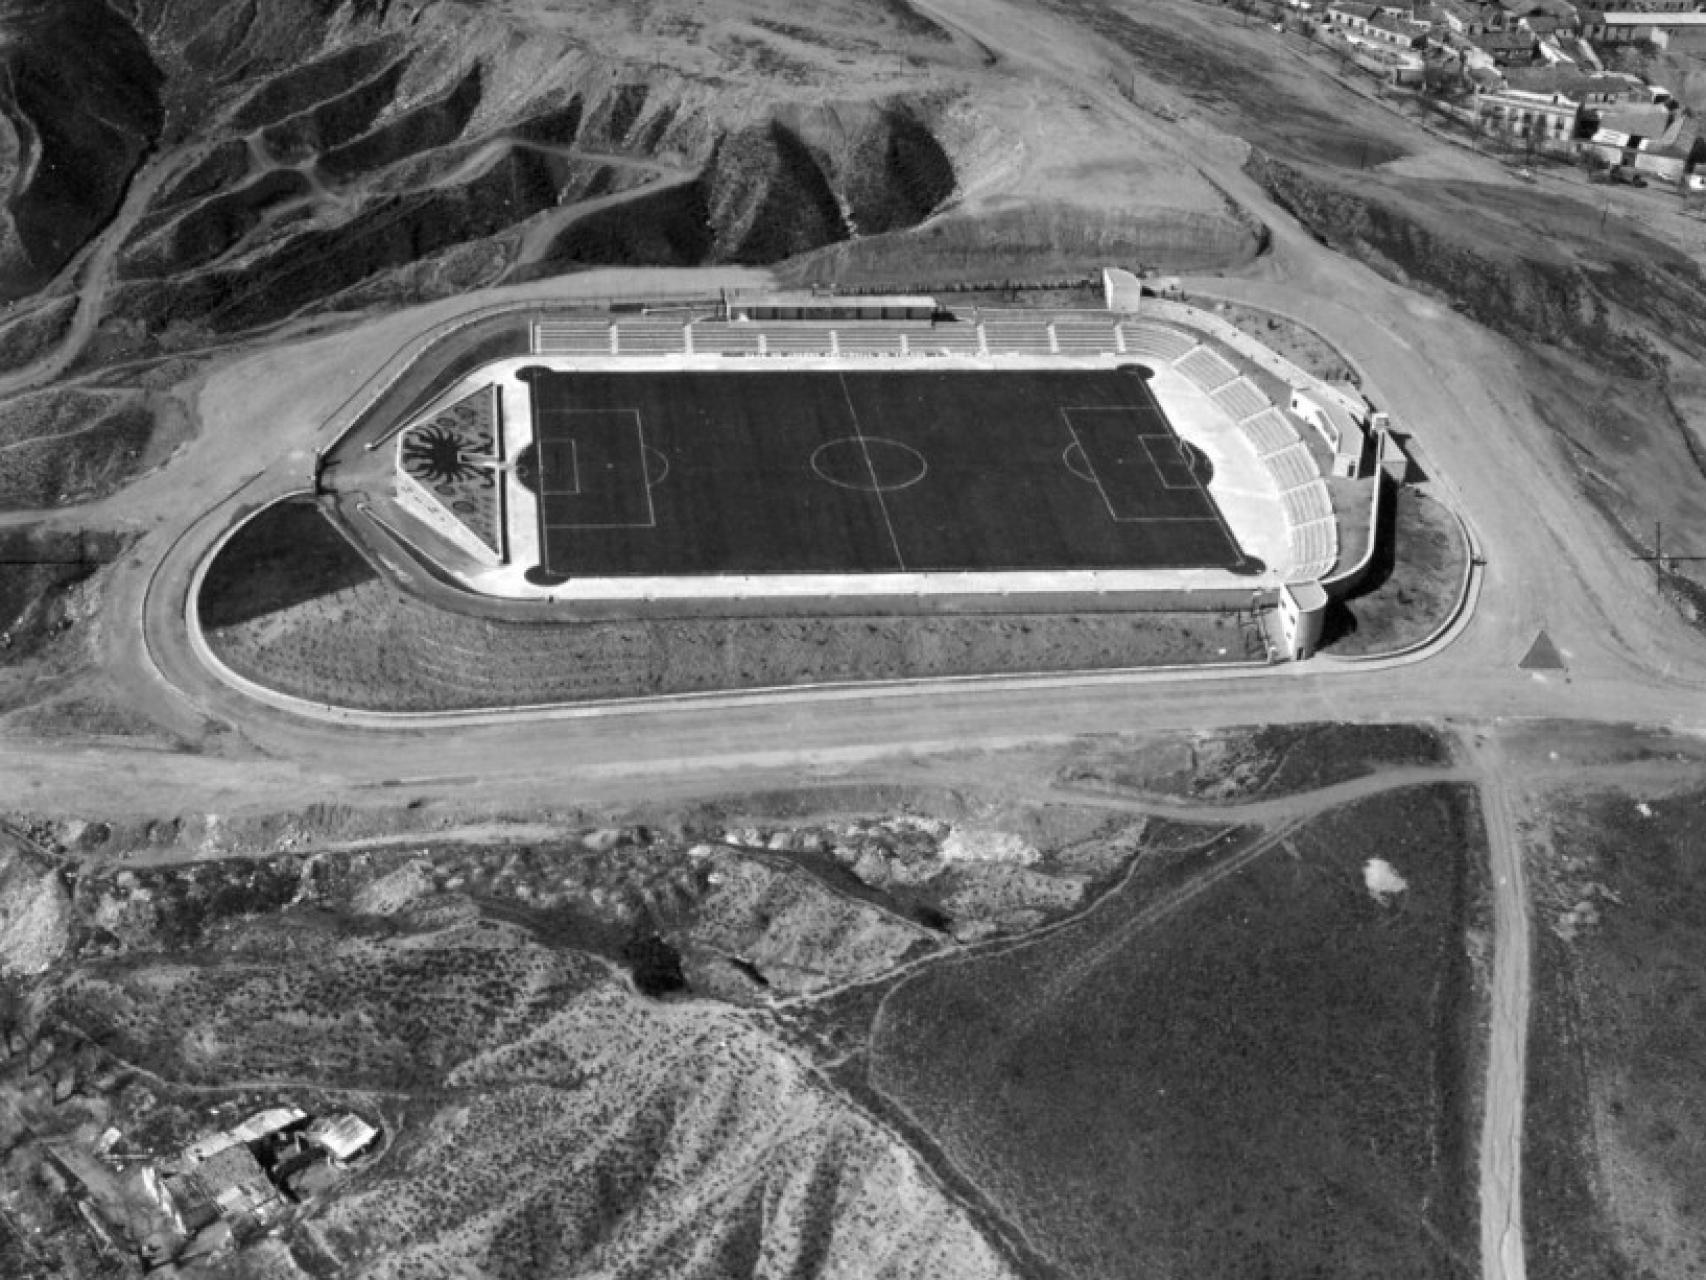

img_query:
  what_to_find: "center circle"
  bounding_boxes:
[810,437,928,493]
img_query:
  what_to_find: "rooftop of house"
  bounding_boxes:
[307,1114,379,1162]
[1370,11,1432,29]
[1594,8,1706,20]
[1329,1,1382,15]
[1597,103,1674,135]
[178,1145,273,1212]
[1506,64,1640,94]
[1649,118,1705,159]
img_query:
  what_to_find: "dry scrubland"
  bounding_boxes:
[0,729,1488,1279]
[1057,719,1450,802]
[1325,489,1468,655]
[198,501,1260,711]
[867,784,1490,1280]
[0,528,133,724]
[4,783,1179,1279]
[1524,785,1706,1280]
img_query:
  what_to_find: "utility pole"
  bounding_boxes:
[1633,520,1706,586]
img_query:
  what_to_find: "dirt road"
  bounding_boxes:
[0,145,198,399]
[1,6,1703,1277]
[1471,736,1532,1280]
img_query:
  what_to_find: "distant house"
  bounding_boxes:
[1550,32,1605,63]
[1498,0,1580,18]
[306,1114,379,1164]
[1369,12,1434,41]
[1328,0,1381,29]
[168,1144,285,1240]
[1433,0,1490,32]
[1476,84,1584,140]
[1506,64,1643,103]
[1475,28,1541,60]
[1594,102,1675,143]
[1577,8,1706,46]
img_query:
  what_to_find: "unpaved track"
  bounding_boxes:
[0,146,198,400]
[1472,737,1531,1280]
[1,6,1703,1277]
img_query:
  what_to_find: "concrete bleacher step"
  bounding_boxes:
[762,328,839,354]
[1239,408,1299,458]
[691,328,763,354]
[1280,483,1333,528]
[915,329,982,354]
[1117,324,1197,362]
[614,334,688,355]
[1212,377,1270,423]
[1288,515,1339,579]
[837,330,907,353]
[1267,444,1321,492]
[1175,345,1240,392]
[533,321,614,354]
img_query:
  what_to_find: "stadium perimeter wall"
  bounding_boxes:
[318,289,1293,626]
[341,496,1275,624]
[1321,467,1390,600]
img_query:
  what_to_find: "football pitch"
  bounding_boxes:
[515,366,1259,579]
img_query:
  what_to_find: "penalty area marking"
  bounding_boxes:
[539,408,659,530]
[1059,408,1202,524]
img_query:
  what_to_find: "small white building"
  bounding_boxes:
[1279,581,1329,660]
[1290,388,1368,478]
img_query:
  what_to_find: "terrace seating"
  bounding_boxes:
[1174,345,1240,392]
[915,325,983,354]
[613,322,688,355]
[979,320,1053,354]
[1280,481,1333,528]
[1053,322,1121,356]
[533,320,614,354]
[690,326,763,355]
[1267,443,1321,493]
[1239,408,1299,458]
[761,326,840,355]
[1212,377,1270,423]
[1288,517,1339,580]
[1117,323,1197,362]
[837,328,907,355]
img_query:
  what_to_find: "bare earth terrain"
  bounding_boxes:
[5,0,1706,1277]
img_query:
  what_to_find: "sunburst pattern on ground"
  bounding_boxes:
[398,386,502,557]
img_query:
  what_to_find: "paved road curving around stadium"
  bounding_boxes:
[8,12,1706,1279]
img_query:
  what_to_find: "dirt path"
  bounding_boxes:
[1471,735,1531,1280]
[0,145,199,400]
[1037,763,1481,824]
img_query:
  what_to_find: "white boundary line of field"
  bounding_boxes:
[181,491,1485,728]
[538,409,657,530]
[1057,408,1216,520]
[410,352,1293,601]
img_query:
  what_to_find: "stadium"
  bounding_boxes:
[319,270,1402,662]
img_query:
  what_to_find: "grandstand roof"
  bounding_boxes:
[729,291,937,310]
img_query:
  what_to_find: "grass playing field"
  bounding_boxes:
[514,366,1259,579]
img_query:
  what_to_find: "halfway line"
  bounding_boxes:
[836,372,907,572]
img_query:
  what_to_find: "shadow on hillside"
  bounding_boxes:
[198,497,377,629]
